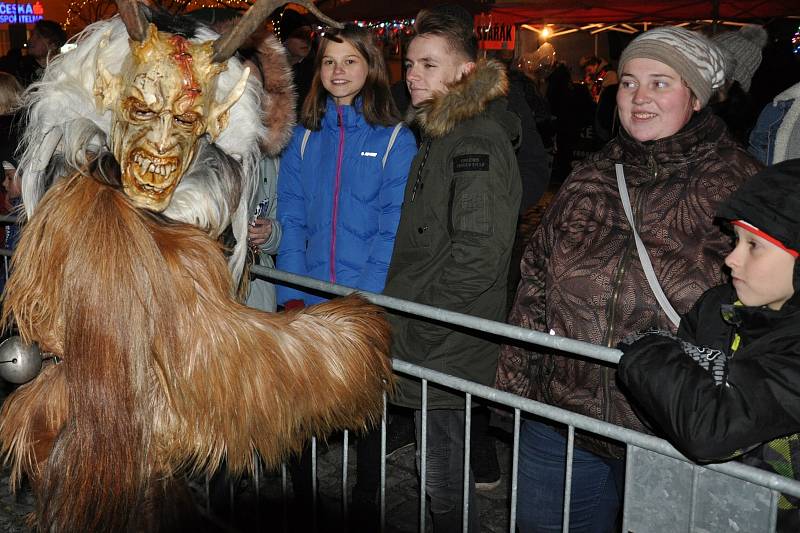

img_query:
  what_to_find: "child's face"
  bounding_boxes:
[3,167,20,201]
[725,225,796,310]
[320,39,368,106]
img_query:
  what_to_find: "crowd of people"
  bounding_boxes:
[1,3,800,532]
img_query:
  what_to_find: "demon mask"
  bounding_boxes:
[95,24,248,211]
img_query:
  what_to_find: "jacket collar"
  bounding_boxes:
[721,284,800,346]
[407,59,508,139]
[322,97,366,131]
[608,109,729,178]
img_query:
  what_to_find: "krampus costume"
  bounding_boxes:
[0,1,393,531]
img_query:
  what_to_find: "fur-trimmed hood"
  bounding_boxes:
[408,59,510,139]
[248,33,297,156]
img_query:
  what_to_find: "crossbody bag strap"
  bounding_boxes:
[615,163,681,328]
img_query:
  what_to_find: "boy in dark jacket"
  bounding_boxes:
[383,4,521,531]
[618,159,800,532]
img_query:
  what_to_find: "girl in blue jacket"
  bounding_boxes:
[277,24,417,308]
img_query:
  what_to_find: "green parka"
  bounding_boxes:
[384,59,522,409]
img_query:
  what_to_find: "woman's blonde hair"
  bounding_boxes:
[0,72,22,114]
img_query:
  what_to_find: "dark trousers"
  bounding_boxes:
[415,409,479,532]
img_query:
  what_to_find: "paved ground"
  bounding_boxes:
[0,430,513,532]
[214,431,514,532]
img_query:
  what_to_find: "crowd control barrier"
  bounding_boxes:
[257,265,800,533]
[1,225,798,533]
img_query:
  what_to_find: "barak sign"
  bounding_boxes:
[0,1,45,24]
[475,21,516,50]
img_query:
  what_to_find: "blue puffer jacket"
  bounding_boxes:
[277,97,417,306]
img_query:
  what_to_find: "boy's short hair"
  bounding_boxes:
[414,4,477,62]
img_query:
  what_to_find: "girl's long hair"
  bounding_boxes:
[301,24,400,130]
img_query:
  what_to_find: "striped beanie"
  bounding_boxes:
[619,26,726,108]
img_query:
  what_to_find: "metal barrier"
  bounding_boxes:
[255,265,800,533]
[0,235,798,532]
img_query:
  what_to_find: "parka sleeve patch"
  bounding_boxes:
[454,190,490,235]
[453,154,489,173]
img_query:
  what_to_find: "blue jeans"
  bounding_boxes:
[517,419,625,533]
[415,409,479,532]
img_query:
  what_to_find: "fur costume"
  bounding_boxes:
[1,3,393,531]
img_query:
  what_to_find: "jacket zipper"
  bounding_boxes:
[602,235,633,424]
[330,106,345,283]
[602,169,648,424]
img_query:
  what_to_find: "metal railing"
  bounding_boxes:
[1,236,798,532]
[256,265,800,533]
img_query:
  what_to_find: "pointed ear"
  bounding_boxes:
[207,66,250,140]
[93,36,123,113]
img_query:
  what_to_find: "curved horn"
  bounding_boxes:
[115,0,148,42]
[212,0,343,63]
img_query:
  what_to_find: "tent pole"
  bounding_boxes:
[711,0,720,34]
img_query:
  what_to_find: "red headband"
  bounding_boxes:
[732,220,799,258]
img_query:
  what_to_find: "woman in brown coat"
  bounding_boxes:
[496,26,762,533]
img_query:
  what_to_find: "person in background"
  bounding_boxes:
[711,24,768,146]
[496,26,761,533]
[0,71,22,166]
[242,157,282,312]
[619,159,800,532]
[16,20,67,86]
[0,71,23,260]
[0,49,22,78]
[505,60,551,216]
[546,62,596,182]
[472,54,551,492]
[580,55,618,104]
[749,80,800,165]
[383,5,521,530]
[276,7,316,118]
[275,23,416,528]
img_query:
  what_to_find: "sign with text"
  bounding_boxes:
[475,21,516,50]
[0,2,44,24]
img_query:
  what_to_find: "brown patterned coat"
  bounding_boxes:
[495,109,762,457]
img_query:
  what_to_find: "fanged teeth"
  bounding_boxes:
[132,152,177,176]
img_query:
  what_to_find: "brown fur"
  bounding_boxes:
[251,33,297,156]
[0,171,393,531]
[408,59,508,139]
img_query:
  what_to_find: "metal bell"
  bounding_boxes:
[0,336,43,384]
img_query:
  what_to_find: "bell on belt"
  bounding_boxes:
[0,336,43,384]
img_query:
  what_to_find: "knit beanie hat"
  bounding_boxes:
[618,26,726,108]
[717,159,800,257]
[712,25,768,92]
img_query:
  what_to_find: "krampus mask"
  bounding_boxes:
[1,2,394,531]
[97,24,247,212]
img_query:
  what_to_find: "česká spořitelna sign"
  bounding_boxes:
[0,2,45,24]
